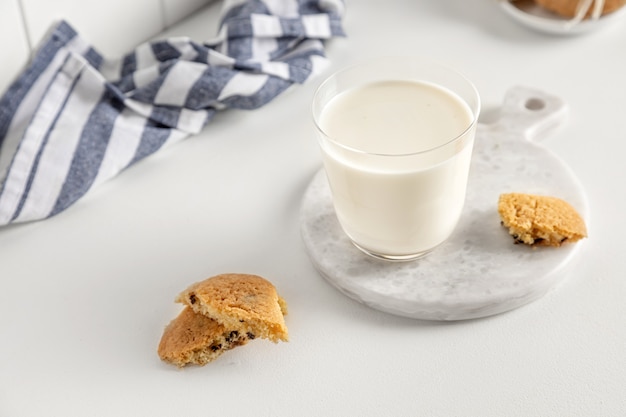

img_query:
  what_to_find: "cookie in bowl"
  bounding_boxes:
[534,0,626,18]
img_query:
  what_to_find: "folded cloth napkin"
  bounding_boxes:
[0,0,345,226]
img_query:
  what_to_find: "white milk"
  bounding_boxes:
[318,80,475,258]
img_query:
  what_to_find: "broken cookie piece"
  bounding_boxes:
[157,306,250,367]
[158,273,288,367]
[176,273,288,343]
[498,193,587,247]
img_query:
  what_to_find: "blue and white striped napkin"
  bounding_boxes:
[0,0,345,226]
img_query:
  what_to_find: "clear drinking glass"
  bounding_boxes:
[312,57,480,261]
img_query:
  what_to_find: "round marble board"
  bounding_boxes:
[300,86,589,321]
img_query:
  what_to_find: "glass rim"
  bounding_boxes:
[311,57,481,158]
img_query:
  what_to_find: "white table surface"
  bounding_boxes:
[1,1,625,416]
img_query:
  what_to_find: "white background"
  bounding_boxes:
[0,0,213,94]
[1,1,625,416]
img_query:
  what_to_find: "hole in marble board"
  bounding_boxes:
[525,97,545,111]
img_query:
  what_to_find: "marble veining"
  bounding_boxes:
[300,86,589,320]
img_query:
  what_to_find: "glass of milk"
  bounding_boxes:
[312,57,480,261]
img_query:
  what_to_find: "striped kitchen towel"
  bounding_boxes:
[0,0,345,226]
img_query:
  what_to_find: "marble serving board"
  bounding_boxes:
[300,86,589,321]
